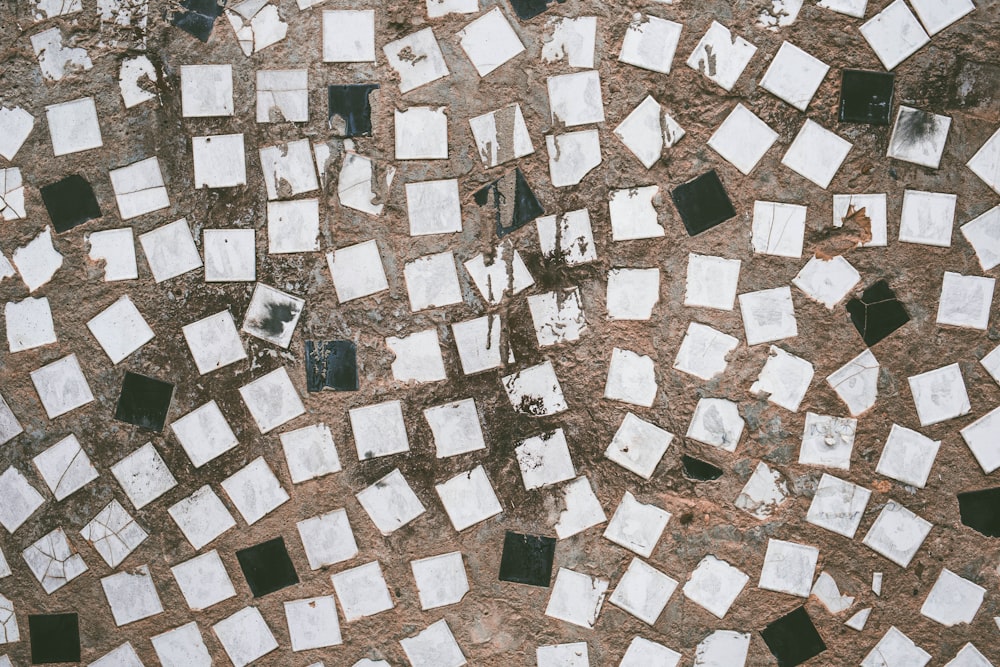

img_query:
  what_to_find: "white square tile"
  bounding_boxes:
[239,366,305,434]
[180,65,233,117]
[877,424,940,488]
[280,423,341,483]
[406,179,462,235]
[620,637,681,667]
[23,527,87,593]
[80,499,147,567]
[0,105,34,161]
[937,272,994,330]
[960,404,1000,474]
[297,509,358,570]
[607,268,660,320]
[613,95,684,169]
[87,295,154,364]
[529,288,587,346]
[547,130,602,187]
[960,206,1000,270]
[758,539,818,597]
[171,550,236,610]
[411,552,469,610]
[908,0,974,36]
[751,346,814,412]
[545,568,609,629]
[604,347,657,407]
[806,473,871,538]
[469,104,533,167]
[212,607,278,667]
[256,69,308,123]
[682,555,748,619]
[687,398,744,452]
[151,623,213,667]
[356,469,425,535]
[887,106,951,169]
[139,218,203,282]
[759,41,828,111]
[618,14,682,74]
[350,400,409,460]
[182,310,247,374]
[735,461,789,519]
[686,21,756,92]
[751,201,806,257]
[685,254,740,311]
[221,457,289,525]
[5,296,56,353]
[405,251,462,311]
[436,465,502,531]
[285,596,342,650]
[799,412,857,470]
[192,134,247,188]
[604,412,674,479]
[266,199,319,254]
[899,190,957,247]
[968,127,1000,195]
[738,286,797,346]
[322,10,375,62]
[673,322,738,381]
[457,7,524,77]
[168,485,236,550]
[537,209,597,266]
[87,228,138,281]
[331,561,394,621]
[32,434,98,501]
[707,104,778,176]
[541,16,596,67]
[826,348,879,416]
[383,28,450,93]
[259,139,318,200]
[516,429,575,490]
[908,363,970,426]
[30,353,94,419]
[833,193,888,246]
[385,327,444,381]
[537,642,589,667]
[395,106,448,160]
[859,0,929,70]
[862,501,933,567]
[861,627,931,667]
[781,119,852,189]
[170,400,238,468]
[111,442,176,510]
[203,229,256,282]
[399,619,466,667]
[793,256,861,309]
[553,476,607,540]
[101,565,163,626]
[547,70,603,127]
[502,361,568,416]
[609,558,677,625]
[110,157,169,220]
[46,97,102,156]
[241,283,305,349]
[327,239,389,302]
[452,315,501,375]
[424,399,486,458]
[608,185,662,240]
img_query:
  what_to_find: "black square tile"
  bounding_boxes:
[760,606,826,667]
[681,455,723,481]
[170,0,223,42]
[328,85,379,137]
[474,168,544,238]
[29,613,80,664]
[305,341,358,392]
[509,0,563,20]
[498,531,555,587]
[846,280,910,347]
[839,69,894,125]
[671,170,737,236]
[236,536,300,597]
[958,487,1000,537]
[40,175,101,234]
[114,371,174,432]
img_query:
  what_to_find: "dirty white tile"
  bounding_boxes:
[90,642,143,667]
[458,7,524,77]
[937,272,994,330]
[239,366,305,434]
[859,0,929,70]
[751,346,814,412]
[151,622,213,667]
[226,1,288,56]
[687,398,744,452]
[14,226,63,293]
[694,630,750,667]
[400,619,466,667]
[469,104,534,167]
[285,596,342,651]
[908,0,974,36]
[168,485,236,550]
[112,442,176,510]
[327,239,389,302]
[23,527,88,593]
[203,229,255,282]
[356,469,426,535]
[436,465,502,531]
[799,412,857,470]
[34,0,81,19]
[411,552,468,610]
[280,423,340,483]
[181,65,233,117]
[0,549,7,578]
[604,347,657,408]
[603,491,670,558]
[172,550,236,611]
[297,509,358,570]
[171,400,238,468]
[331,561,394,621]
[383,28,450,93]
[0,396,20,447]
[464,244,533,305]
[221,457,289,525]
[545,568,609,629]
[960,404,1000,474]
[426,0,478,18]
[405,252,462,312]
[0,595,16,643]
[260,139,319,200]
[674,322,738,380]
[192,134,247,188]
[759,41,828,111]
[609,186,662,240]
[267,199,319,254]
[424,399,486,458]
[537,209,597,266]
[33,434,98,501]
[758,0,804,29]
[960,206,1000,270]
[899,189,957,247]
[685,254,740,311]
[806,473,870,538]
[920,568,984,627]
[945,644,992,667]
[609,558,677,625]
[607,268,660,321]
[614,95,685,169]
[0,105,34,161]
[621,637,681,667]
[548,70,604,127]
[908,363,970,426]
[213,607,278,667]
[46,97,102,156]
[752,201,806,258]
[182,310,247,374]
[707,104,778,176]
[833,193,888,247]
[80,499,147,568]
[605,413,672,480]
[547,130,602,187]
[739,286,797,346]
[256,69,308,122]
[794,256,861,309]
[6,296,56,352]
[811,571,854,613]
[31,353,93,419]
[87,295,154,364]
[32,28,92,82]
[110,157,169,220]
[826,349,878,416]
[406,179,462,235]
[682,556,749,619]
[139,218,203,282]
[735,461,789,519]
[554,476,607,539]
[537,642,588,667]
[862,501,932,567]
[782,119,852,189]
[861,627,931,667]
[395,106,448,160]
[817,0,867,18]
[119,55,157,109]
[529,288,587,346]
[846,608,871,631]
[102,565,163,626]
[873,572,883,595]
[618,14,682,74]
[87,228,137,281]
[502,361,568,416]
[338,142,396,215]
[0,168,25,221]
[0,466,44,533]
[516,429,575,490]
[887,106,951,169]
[542,16,596,68]
[686,21,756,91]
[758,539,818,597]
[350,400,409,459]
[322,10,375,62]
[967,127,1000,195]
[982,343,1000,388]
[452,315,502,375]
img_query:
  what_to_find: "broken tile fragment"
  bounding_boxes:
[31,28,92,82]
[546,130,602,187]
[845,608,871,631]
[170,0,223,41]
[541,16,596,67]
[0,169,24,221]
[545,568,608,629]
[464,243,533,304]
[458,7,525,77]
[33,434,98,502]
[528,287,586,346]
[609,185,663,240]
[846,280,910,346]
[605,412,672,479]
[469,104,534,168]
[682,455,723,481]
[23,528,88,594]
[0,466,45,533]
[474,168,544,237]
[339,141,396,215]
[751,346,813,412]
[328,85,378,136]
[226,0,287,56]
[537,209,597,265]
[811,571,854,613]
[387,329,446,383]
[686,21,756,91]
[502,361,568,416]
[861,627,931,666]
[614,95,684,169]
[259,138,319,199]
[14,226,64,292]
[554,476,606,539]
[827,349,879,416]
[81,499,147,568]
[618,14,682,74]
[603,491,670,558]
[119,55,158,109]
[604,348,657,407]
[735,462,789,519]
[967,127,1000,195]
[957,487,1000,537]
